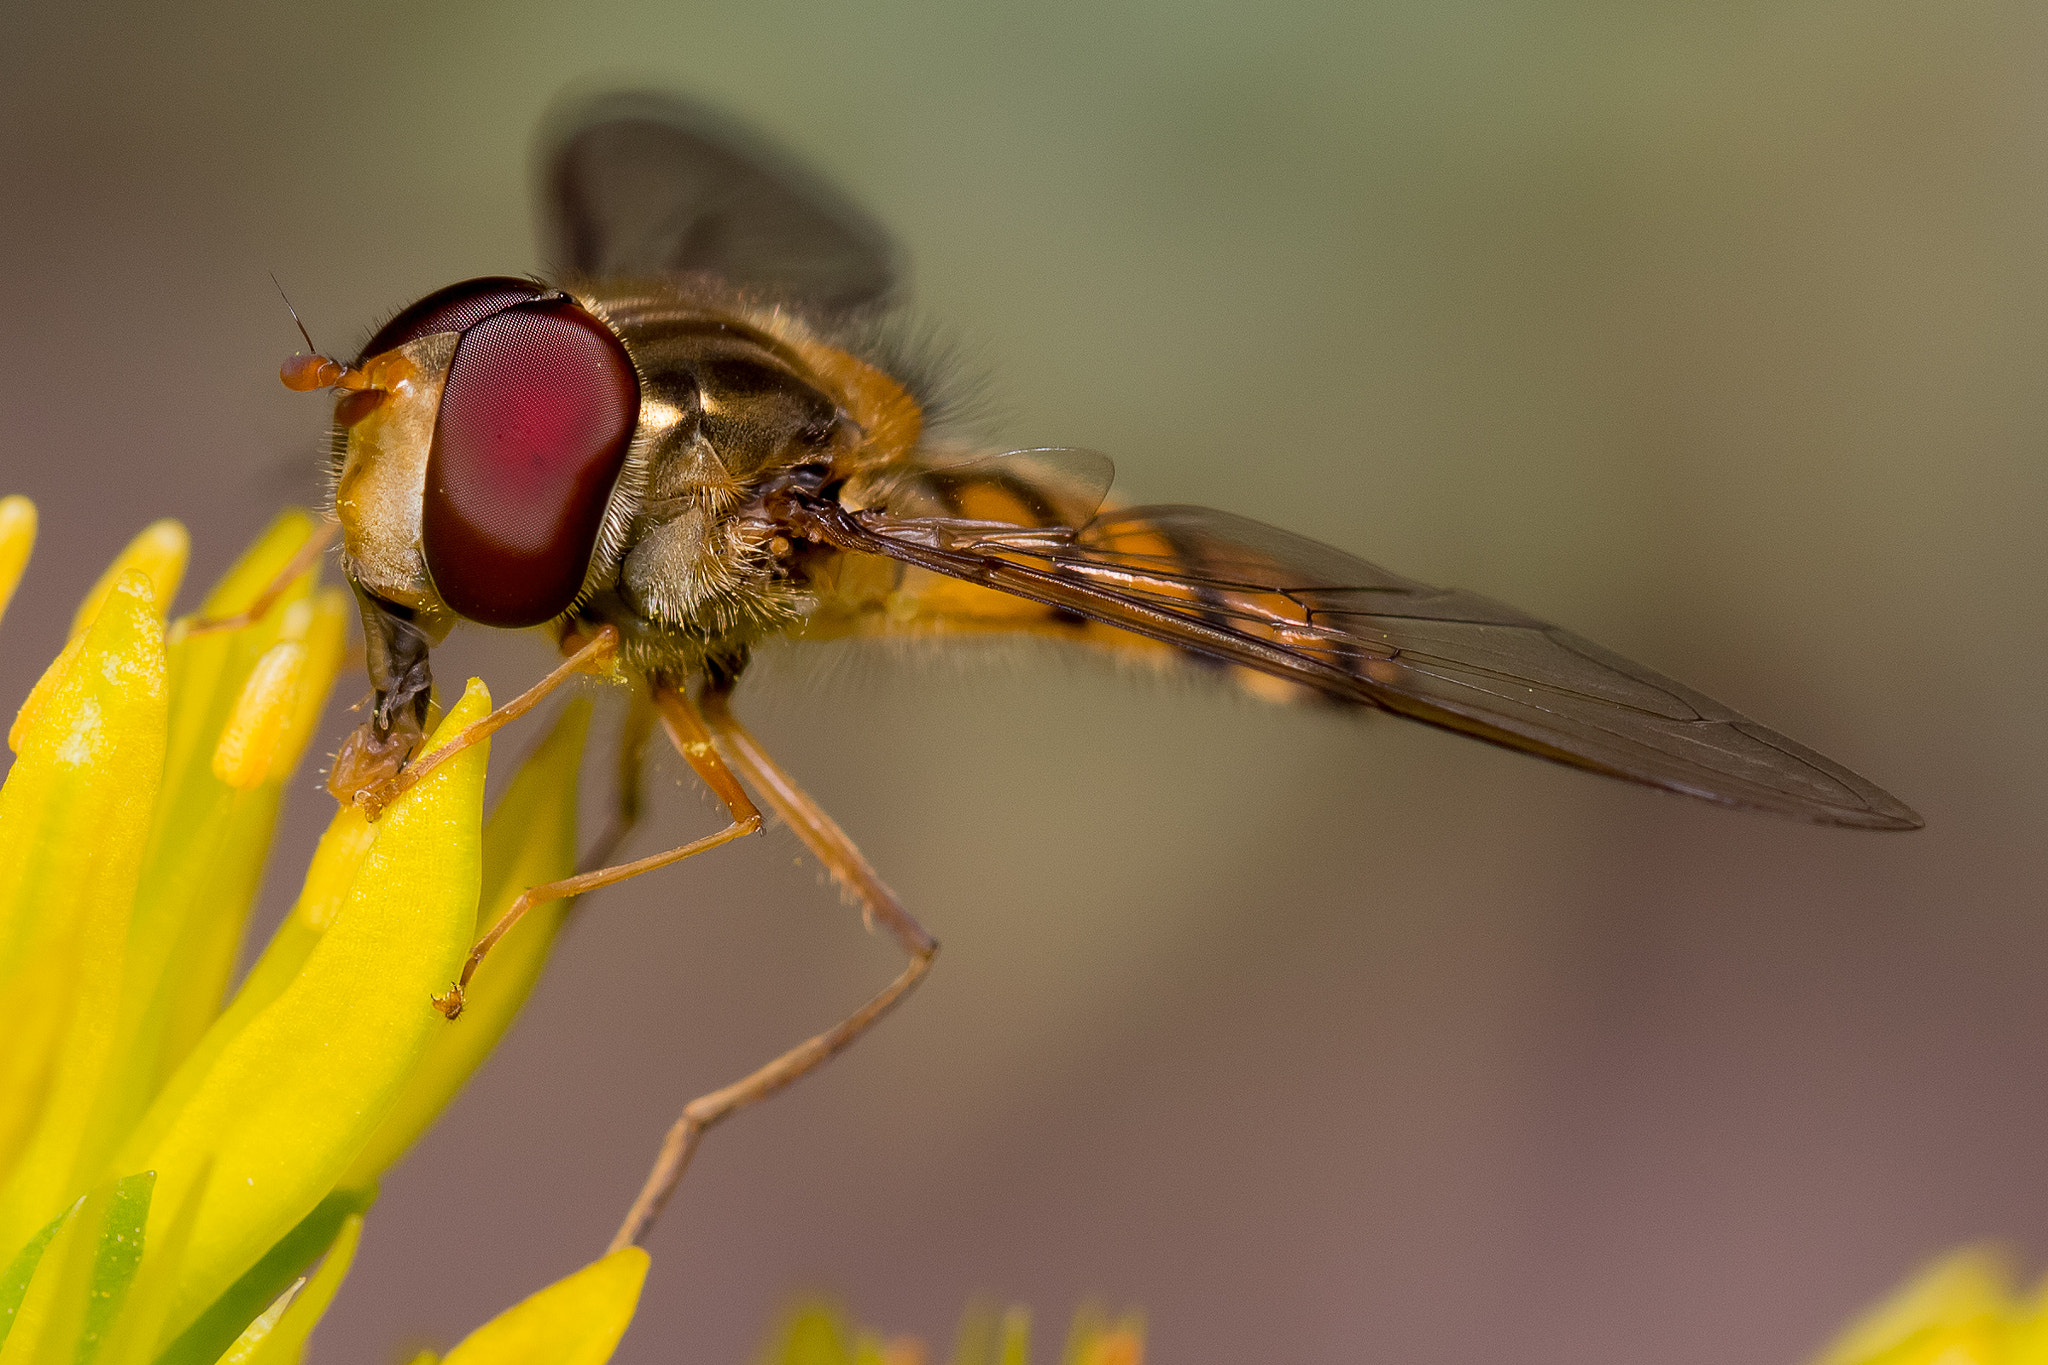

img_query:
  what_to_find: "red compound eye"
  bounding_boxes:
[356,276,547,362]
[421,301,639,627]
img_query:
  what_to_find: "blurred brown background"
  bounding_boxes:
[2,2,2043,1362]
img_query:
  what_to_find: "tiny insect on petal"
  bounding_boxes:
[438,1247,649,1365]
[0,497,34,632]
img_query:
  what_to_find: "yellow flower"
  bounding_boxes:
[755,1301,1144,1365]
[0,500,1139,1365]
[0,503,634,1365]
[1813,1249,2048,1365]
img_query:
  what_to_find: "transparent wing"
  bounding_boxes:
[537,90,900,310]
[791,465,1919,829]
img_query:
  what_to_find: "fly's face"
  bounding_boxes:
[320,276,642,632]
[307,269,923,698]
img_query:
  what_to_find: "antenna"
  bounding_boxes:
[270,273,378,394]
[271,272,320,355]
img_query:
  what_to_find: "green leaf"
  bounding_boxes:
[75,1172,154,1365]
[0,1195,92,1365]
[0,1201,80,1353]
[91,1158,208,1365]
[439,1248,648,1365]
[345,699,591,1186]
[115,680,493,1346]
[206,1213,360,1365]
[201,1287,298,1365]
[0,1173,153,1365]
[150,1188,373,1365]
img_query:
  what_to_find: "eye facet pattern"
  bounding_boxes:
[422,302,639,627]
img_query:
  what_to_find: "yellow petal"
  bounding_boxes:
[1811,1249,2011,1365]
[71,522,187,642]
[0,573,168,1248]
[1073,1326,1142,1365]
[110,808,376,1181]
[270,589,349,780]
[1059,1305,1143,1365]
[996,1308,1030,1365]
[344,699,591,1186]
[0,959,71,1194]
[210,643,307,792]
[0,497,34,633]
[148,1183,371,1365]
[159,510,319,808]
[6,638,80,757]
[763,1303,853,1365]
[440,1248,649,1365]
[83,518,340,1188]
[122,680,491,1345]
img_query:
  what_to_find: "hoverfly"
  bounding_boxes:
[261,90,1919,1254]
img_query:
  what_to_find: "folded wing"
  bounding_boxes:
[795,470,1918,829]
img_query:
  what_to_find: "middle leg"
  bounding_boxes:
[607,680,938,1252]
[431,676,764,1019]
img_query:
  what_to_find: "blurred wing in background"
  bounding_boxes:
[799,451,1921,830]
[538,89,900,310]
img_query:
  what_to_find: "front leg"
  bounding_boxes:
[327,585,437,803]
